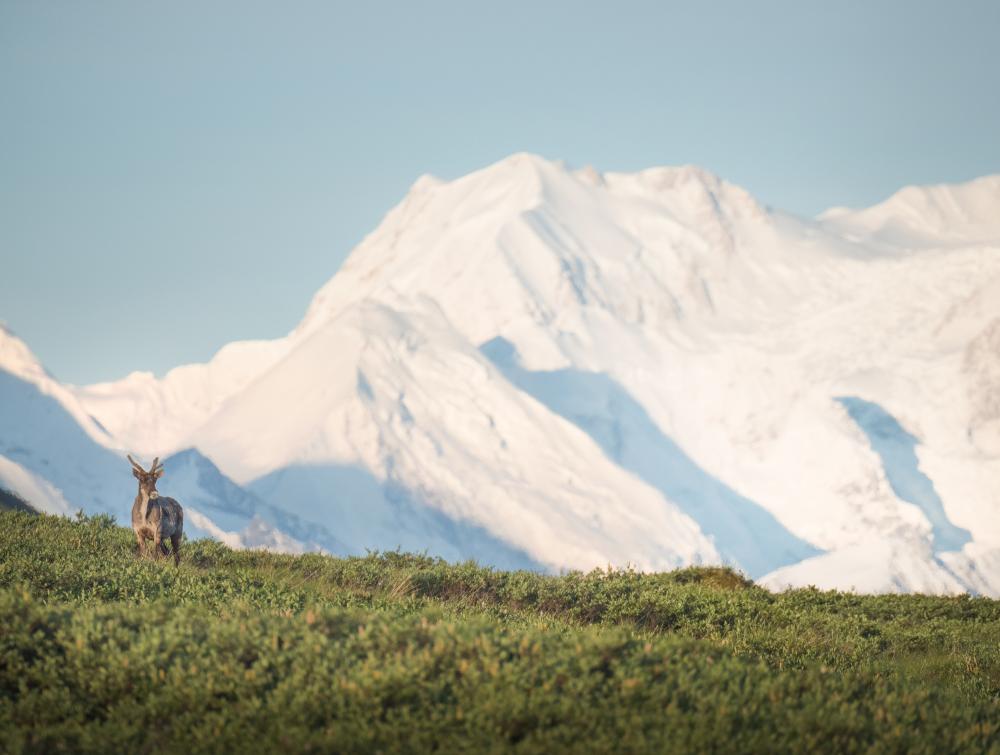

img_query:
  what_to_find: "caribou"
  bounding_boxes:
[128,454,184,566]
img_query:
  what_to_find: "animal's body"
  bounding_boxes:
[128,455,184,566]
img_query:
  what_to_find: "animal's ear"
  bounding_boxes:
[155,468,164,479]
[132,469,141,479]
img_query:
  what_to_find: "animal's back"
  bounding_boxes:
[154,497,184,537]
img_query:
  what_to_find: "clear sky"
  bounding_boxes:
[2,1,998,384]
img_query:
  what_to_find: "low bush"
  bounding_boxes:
[1,510,998,753]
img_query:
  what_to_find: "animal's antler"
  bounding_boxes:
[127,454,147,473]
[150,457,161,473]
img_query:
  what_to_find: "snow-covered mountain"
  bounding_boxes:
[0,325,331,549]
[3,154,999,595]
[0,322,123,517]
[819,174,1000,248]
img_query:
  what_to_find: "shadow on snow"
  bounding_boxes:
[836,396,971,553]
[249,462,544,572]
[481,337,821,578]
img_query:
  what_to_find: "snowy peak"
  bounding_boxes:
[457,155,768,234]
[297,154,772,359]
[819,174,1000,247]
[0,324,119,452]
[8,153,1000,595]
[0,324,51,385]
[72,336,293,457]
[606,164,766,222]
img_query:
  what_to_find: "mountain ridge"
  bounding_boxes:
[3,154,999,593]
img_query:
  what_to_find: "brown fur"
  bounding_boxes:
[129,455,184,566]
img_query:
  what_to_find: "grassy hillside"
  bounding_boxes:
[0,487,37,514]
[1,510,998,753]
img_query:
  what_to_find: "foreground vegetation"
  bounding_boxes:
[1,510,998,753]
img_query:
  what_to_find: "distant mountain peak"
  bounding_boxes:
[819,173,1000,246]
[0,324,52,385]
[6,155,997,594]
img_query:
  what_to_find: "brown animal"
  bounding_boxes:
[129,454,184,566]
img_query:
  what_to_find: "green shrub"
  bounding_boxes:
[1,510,998,753]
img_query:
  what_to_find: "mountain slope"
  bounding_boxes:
[7,154,999,593]
[0,325,128,517]
[74,338,292,457]
[819,174,1000,247]
[0,327,335,550]
[198,298,719,573]
[178,155,999,590]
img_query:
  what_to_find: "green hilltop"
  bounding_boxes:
[1,509,998,753]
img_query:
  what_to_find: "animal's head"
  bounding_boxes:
[128,455,163,499]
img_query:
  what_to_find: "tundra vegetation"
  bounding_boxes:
[1,508,998,753]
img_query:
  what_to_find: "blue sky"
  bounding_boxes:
[2,1,998,384]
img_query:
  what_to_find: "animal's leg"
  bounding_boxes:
[171,533,182,567]
[159,540,170,556]
[134,530,145,558]
[153,532,162,560]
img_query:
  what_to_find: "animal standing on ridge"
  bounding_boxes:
[129,454,184,566]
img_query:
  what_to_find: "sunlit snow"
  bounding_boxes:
[2,155,999,594]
